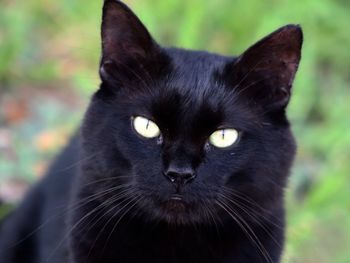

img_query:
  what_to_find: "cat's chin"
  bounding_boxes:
[160,208,192,225]
[153,197,203,225]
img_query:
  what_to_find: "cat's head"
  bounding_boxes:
[80,0,303,225]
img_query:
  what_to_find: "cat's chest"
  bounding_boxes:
[71,214,281,263]
[94,224,243,263]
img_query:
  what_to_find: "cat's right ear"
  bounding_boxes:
[100,0,166,85]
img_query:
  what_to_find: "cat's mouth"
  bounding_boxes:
[160,194,189,214]
[169,194,183,201]
[146,193,204,224]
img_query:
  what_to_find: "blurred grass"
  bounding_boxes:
[0,203,13,219]
[0,0,349,262]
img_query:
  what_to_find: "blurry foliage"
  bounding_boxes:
[0,0,349,262]
[0,203,13,219]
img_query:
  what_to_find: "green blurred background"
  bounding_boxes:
[0,0,349,262]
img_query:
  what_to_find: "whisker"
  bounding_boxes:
[203,199,221,228]
[87,192,140,258]
[77,188,136,240]
[44,185,133,262]
[216,200,273,263]
[220,188,286,235]
[219,192,283,249]
[101,193,141,254]
[0,183,132,253]
[53,150,103,174]
[45,194,117,263]
[221,187,283,225]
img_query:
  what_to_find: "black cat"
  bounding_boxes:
[0,1,303,262]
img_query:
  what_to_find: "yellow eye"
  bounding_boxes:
[133,116,160,138]
[209,129,238,148]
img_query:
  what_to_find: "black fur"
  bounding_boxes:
[0,1,303,262]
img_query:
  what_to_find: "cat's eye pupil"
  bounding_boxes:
[209,128,238,148]
[133,116,160,139]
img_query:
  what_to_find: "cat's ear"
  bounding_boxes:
[226,25,303,110]
[100,0,165,84]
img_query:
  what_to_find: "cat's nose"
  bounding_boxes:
[163,165,196,189]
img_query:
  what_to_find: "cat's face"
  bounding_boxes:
[80,0,302,225]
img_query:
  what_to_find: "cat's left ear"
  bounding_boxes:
[100,0,166,84]
[226,25,303,110]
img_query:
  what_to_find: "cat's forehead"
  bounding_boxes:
[159,48,236,109]
[145,50,248,136]
[165,48,232,92]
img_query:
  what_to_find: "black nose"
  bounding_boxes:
[164,166,196,189]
